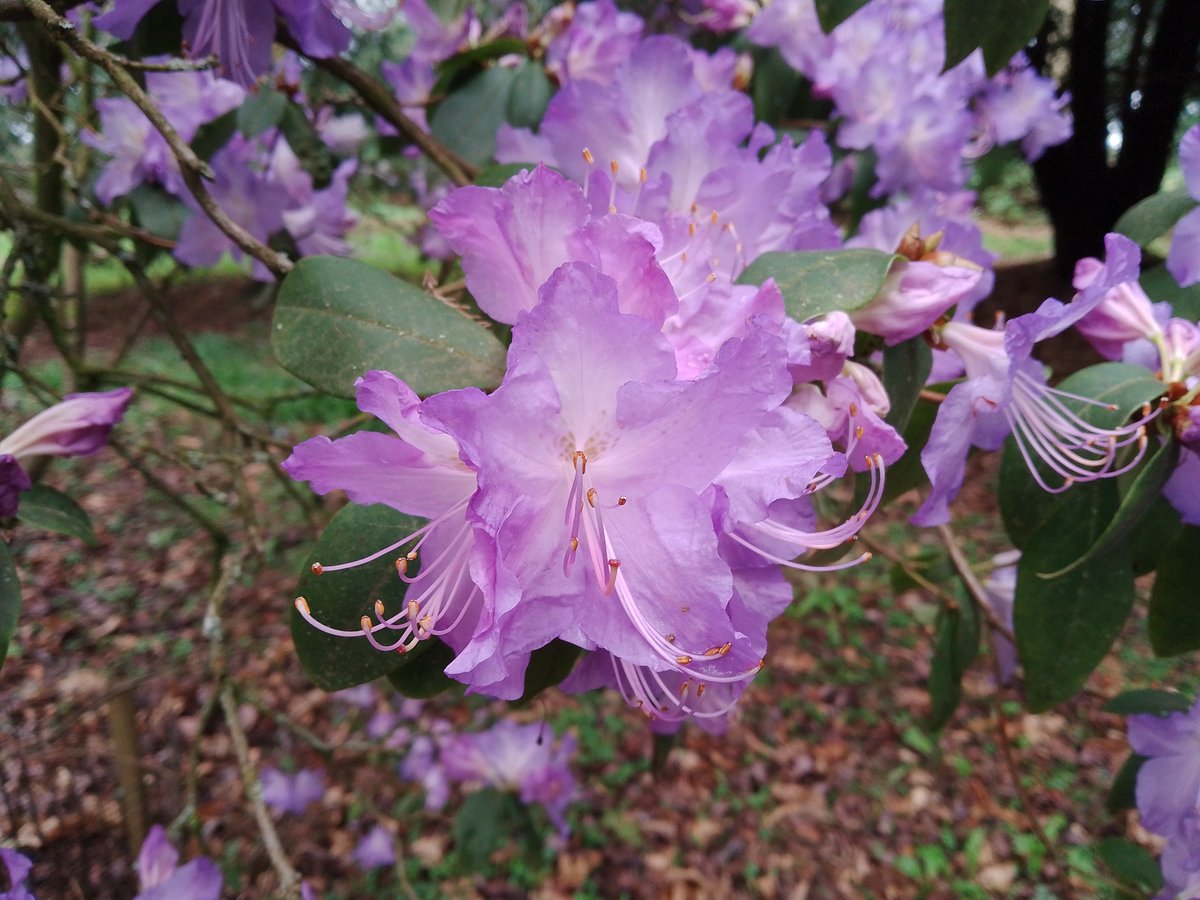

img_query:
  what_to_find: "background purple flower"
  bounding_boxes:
[259,767,325,816]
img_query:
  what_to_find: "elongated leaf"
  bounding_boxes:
[926,588,980,731]
[128,185,188,242]
[1131,495,1183,575]
[430,66,518,168]
[1015,480,1134,711]
[0,542,19,671]
[16,485,98,545]
[1103,689,1193,716]
[1148,526,1200,656]
[506,61,552,129]
[881,393,938,504]
[190,109,238,162]
[452,788,540,868]
[1039,439,1179,578]
[883,338,933,433]
[943,0,1049,75]
[736,249,898,321]
[1141,264,1200,321]
[291,503,427,691]
[1115,189,1198,248]
[272,256,506,398]
[814,0,870,31]
[1096,837,1164,894]
[511,640,582,707]
[1106,753,1146,812]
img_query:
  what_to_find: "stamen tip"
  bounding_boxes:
[294,596,310,614]
[311,562,324,575]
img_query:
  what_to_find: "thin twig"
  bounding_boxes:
[935,523,1017,644]
[22,0,293,278]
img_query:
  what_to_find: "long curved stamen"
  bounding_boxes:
[611,656,747,722]
[293,498,475,653]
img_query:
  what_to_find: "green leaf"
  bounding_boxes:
[190,109,238,162]
[430,66,518,168]
[883,338,933,433]
[386,638,458,699]
[473,162,536,188]
[943,0,1049,75]
[511,639,582,707]
[506,61,552,129]
[736,249,898,321]
[16,485,97,546]
[1096,837,1164,894]
[1149,526,1200,656]
[127,185,188,242]
[880,392,938,504]
[1014,480,1134,711]
[1130,495,1183,576]
[452,788,540,869]
[926,587,980,731]
[237,88,287,138]
[1141,264,1200,321]
[279,104,337,189]
[998,362,1165,549]
[750,48,804,126]
[1115,189,1198,248]
[0,542,20,671]
[814,0,871,31]
[291,503,426,691]
[434,38,529,94]
[1106,753,1145,812]
[1103,688,1193,716]
[1039,438,1178,579]
[272,256,507,398]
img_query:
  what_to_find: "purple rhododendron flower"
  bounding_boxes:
[0,848,33,900]
[543,0,644,85]
[440,720,578,836]
[1167,125,1200,289]
[913,234,1155,525]
[135,825,222,900]
[351,825,396,870]
[1127,697,1200,898]
[982,550,1019,685]
[259,767,325,816]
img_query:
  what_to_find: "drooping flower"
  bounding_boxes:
[982,550,1019,685]
[0,388,133,517]
[913,234,1156,525]
[134,826,222,900]
[259,767,325,816]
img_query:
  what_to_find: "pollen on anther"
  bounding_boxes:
[374,599,386,618]
[680,606,690,613]
[359,615,372,633]
[676,655,693,665]
[666,633,676,642]
[586,487,598,507]
[610,159,619,176]
[396,558,408,576]
[569,537,579,552]
[696,684,707,698]
[311,562,324,575]
[617,496,628,506]
[639,166,647,183]
[406,550,418,562]
[849,402,858,417]
[294,596,310,614]
[582,148,594,164]
[407,599,419,620]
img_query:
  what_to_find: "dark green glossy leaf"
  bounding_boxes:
[291,503,425,691]
[736,249,898,321]
[430,66,518,168]
[1015,480,1134,712]
[1115,189,1198,248]
[386,638,458,699]
[883,337,933,433]
[510,640,582,707]
[926,586,980,731]
[190,109,238,162]
[272,256,507,398]
[279,103,336,189]
[1039,439,1179,578]
[814,0,870,32]
[943,0,1049,75]
[506,61,552,129]
[1096,837,1164,894]
[1149,526,1200,656]
[237,88,287,138]
[750,48,804,126]
[0,542,19,671]
[1103,688,1193,716]
[1106,753,1145,812]
[434,38,528,94]
[16,484,97,546]
[1141,264,1200,321]
[1131,495,1183,576]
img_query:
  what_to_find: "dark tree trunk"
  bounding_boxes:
[1032,0,1200,276]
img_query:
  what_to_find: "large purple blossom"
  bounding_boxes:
[1167,125,1200,289]
[134,826,222,900]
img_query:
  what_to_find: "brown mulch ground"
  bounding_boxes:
[0,262,1164,899]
